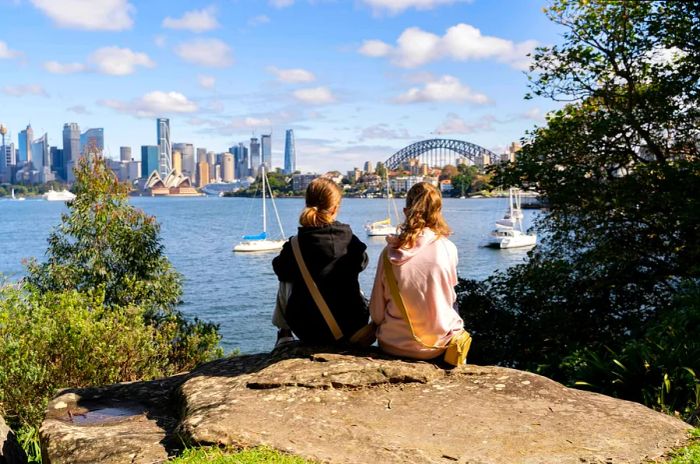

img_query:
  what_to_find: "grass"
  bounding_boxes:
[169,446,314,464]
[666,428,700,464]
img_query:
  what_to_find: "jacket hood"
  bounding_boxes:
[297,221,358,260]
[386,228,438,265]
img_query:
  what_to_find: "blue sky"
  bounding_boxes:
[0,0,564,173]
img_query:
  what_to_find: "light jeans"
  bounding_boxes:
[272,281,293,330]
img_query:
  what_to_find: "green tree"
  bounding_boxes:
[460,0,700,421]
[451,164,478,196]
[25,156,221,371]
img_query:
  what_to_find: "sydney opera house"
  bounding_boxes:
[144,170,201,196]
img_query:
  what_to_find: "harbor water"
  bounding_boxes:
[0,196,538,354]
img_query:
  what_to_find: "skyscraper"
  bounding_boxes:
[62,123,80,180]
[260,133,271,170]
[222,153,234,182]
[80,128,104,156]
[250,137,260,173]
[156,118,171,177]
[197,160,210,188]
[173,143,195,181]
[31,132,53,182]
[1,143,15,168]
[141,145,159,178]
[172,150,182,174]
[120,146,132,163]
[284,129,296,174]
[18,124,33,163]
[233,142,249,178]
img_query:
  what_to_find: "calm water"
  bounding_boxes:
[0,196,537,354]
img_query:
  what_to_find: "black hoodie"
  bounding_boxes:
[272,222,369,344]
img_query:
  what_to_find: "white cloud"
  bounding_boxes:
[362,0,470,15]
[293,86,336,104]
[0,41,21,59]
[198,75,216,89]
[89,47,155,75]
[360,23,537,70]
[358,40,392,58]
[44,61,87,74]
[435,113,494,134]
[30,0,134,31]
[162,6,219,33]
[520,107,545,122]
[175,38,233,68]
[359,124,413,141]
[240,117,273,128]
[154,35,167,48]
[67,105,91,115]
[100,91,198,118]
[268,66,316,83]
[2,84,48,97]
[248,15,270,26]
[270,0,294,8]
[394,75,489,104]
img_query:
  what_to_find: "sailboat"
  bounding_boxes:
[233,166,286,252]
[484,187,537,249]
[11,188,25,201]
[365,173,399,236]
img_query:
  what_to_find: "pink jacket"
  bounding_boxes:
[369,228,464,360]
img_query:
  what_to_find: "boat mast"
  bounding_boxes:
[262,166,267,234]
[386,171,390,221]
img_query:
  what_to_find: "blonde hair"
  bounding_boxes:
[396,182,451,249]
[299,177,342,227]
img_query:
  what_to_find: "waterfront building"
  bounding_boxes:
[18,124,33,163]
[233,142,249,178]
[172,150,182,175]
[50,147,63,180]
[141,145,159,178]
[62,123,80,180]
[80,128,104,156]
[261,133,272,170]
[127,160,141,181]
[197,160,209,188]
[31,133,54,183]
[1,143,15,168]
[196,147,207,163]
[284,129,296,174]
[174,143,195,183]
[206,151,216,183]
[222,153,234,182]
[347,167,361,183]
[250,137,260,173]
[120,146,132,163]
[144,170,199,196]
[389,175,438,193]
[156,118,171,177]
[292,173,319,191]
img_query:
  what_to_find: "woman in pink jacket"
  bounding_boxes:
[369,182,465,360]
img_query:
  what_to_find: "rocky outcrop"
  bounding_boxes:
[40,345,693,464]
[0,415,27,464]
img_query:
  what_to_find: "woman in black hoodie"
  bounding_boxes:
[272,177,370,346]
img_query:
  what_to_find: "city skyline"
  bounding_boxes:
[0,0,564,173]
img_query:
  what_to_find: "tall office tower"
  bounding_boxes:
[62,123,80,174]
[260,133,272,170]
[196,147,207,163]
[156,118,171,177]
[1,143,15,168]
[363,160,374,174]
[197,160,209,187]
[141,145,159,178]
[18,124,33,163]
[50,147,63,180]
[120,146,132,163]
[172,150,182,174]
[222,153,234,182]
[80,128,104,156]
[206,151,216,179]
[233,142,249,178]
[32,133,53,182]
[173,143,195,180]
[249,137,260,173]
[284,129,296,174]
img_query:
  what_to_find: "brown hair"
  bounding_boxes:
[299,177,342,227]
[396,182,451,249]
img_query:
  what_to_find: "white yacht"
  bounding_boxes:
[365,173,399,237]
[233,166,286,252]
[11,189,25,201]
[42,189,76,202]
[485,188,537,249]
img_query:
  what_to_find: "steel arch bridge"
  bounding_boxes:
[384,139,497,170]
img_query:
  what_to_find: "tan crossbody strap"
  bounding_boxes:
[382,249,444,349]
[291,236,344,340]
